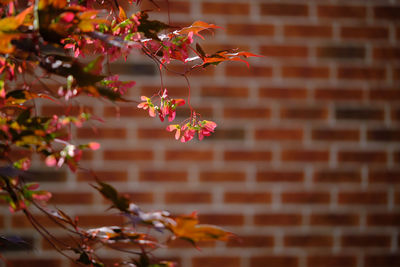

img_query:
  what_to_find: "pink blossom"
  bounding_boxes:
[45,155,57,167]
[60,12,75,23]
[32,191,52,202]
[88,142,100,150]
[180,126,196,143]
[166,124,181,140]
[137,96,156,117]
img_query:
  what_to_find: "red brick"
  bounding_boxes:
[367,213,400,226]
[307,255,357,267]
[281,192,330,204]
[76,214,125,227]
[316,45,365,59]
[192,257,240,267]
[310,213,359,226]
[259,87,307,99]
[397,27,400,41]
[77,170,127,182]
[165,192,211,204]
[139,170,187,182]
[396,192,400,205]
[255,128,303,141]
[367,129,400,142]
[314,88,363,101]
[42,235,78,250]
[314,170,361,183]
[369,89,400,101]
[284,234,333,247]
[338,66,386,80]
[49,192,93,204]
[224,192,271,204]
[77,127,126,139]
[317,5,366,19]
[104,106,143,118]
[201,86,248,98]
[103,149,153,161]
[165,150,213,161]
[282,66,330,79]
[281,107,328,120]
[335,107,384,120]
[199,171,246,182]
[261,3,308,16]
[338,191,387,205]
[224,150,272,161]
[224,107,270,118]
[202,2,249,15]
[341,26,389,40]
[373,47,400,61]
[342,234,391,248]
[207,128,245,140]
[226,23,274,36]
[367,213,400,227]
[198,214,244,226]
[254,213,302,226]
[261,45,308,58]
[137,128,171,139]
[251,256,299,267]
[12,215,61,228]
[281,149,329,162]
[374,6,400,21]
[365,254,400,267]
[225,65,273,77]
[227,234,274,247]
[394,108,400,121]
[369,170,400,183]
[338,151,387,164]
[284,25,332,38]
[257,170,304,182]
[312,128,360,141]
[27,170,67,182]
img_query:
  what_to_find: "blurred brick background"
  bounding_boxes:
[2,0,400,266]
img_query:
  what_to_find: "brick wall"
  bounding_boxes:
[2,0,400,266]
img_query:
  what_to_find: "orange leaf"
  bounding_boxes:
[38,0,67,9]
[118,6,127,22]
[177,21,222,39]
[0,6,33,32]
[170,212,233,244]
[0,33,19,53]
[202,50,263,68]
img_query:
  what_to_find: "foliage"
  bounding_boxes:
[0,0,258,266]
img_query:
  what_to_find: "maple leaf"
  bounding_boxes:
[168,212,233,245]
[0,6,34,53]
[176,21,222,39]
[202,50,263,68]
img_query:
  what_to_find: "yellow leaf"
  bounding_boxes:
[0,33,19,54]
[78,20,94,32]
[170,212,233,243]
[0,6,33,32]
[39,0,67,10]
[119,6,127,21]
